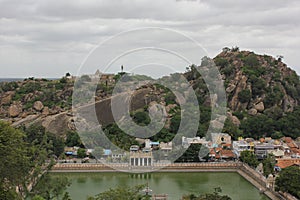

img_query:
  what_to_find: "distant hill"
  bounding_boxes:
[0,48,300,141]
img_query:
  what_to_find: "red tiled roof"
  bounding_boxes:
[209,148,222,155]
[285,137,293,143]
[220,149,235,158]
[287,142,297,148]
[209,148,235,158]
[276,159,300,169]
[290,148,300,154]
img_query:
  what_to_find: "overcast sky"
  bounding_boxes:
[0,0,300,78]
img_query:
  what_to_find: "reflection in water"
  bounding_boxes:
[51,172,270,200]
[77,177,87,184]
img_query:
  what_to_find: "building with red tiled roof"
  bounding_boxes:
[209,148,235,160]
[287,142,297,149]
[276,158,300,169]
[283,137,293,143]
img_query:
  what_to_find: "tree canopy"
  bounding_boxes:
[0,121,30,199]
[275,166,300,198]
[239,150,258,168]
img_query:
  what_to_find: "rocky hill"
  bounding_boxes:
[0,77,75,134]
[214,48,300,139]
[217,48,299,114]
[1,48,300,140]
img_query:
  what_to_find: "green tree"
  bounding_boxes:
[30,174,70,200]
[176,144,203,162]
[0,183,21,200]
[132,111,150,126]
[275,166,300,198]
[65,131,82,147]
[170,112,181,133]
[240,114,274,139]
[23,124,46,145]
[103,124,139,151]
[277,106,300,138]
[220,65,235,77]
[238,89,251,103]
[243,54,259,67]
[251,77,266,97]
[240,150,258,168]
[23,124,64,158]
[0,121,30,199]
[262,154,275,177]
[222,118,242,140]
[214,57,229,68]
[165,91,176,105]
[47,133,65,157]
[77,148,86,158]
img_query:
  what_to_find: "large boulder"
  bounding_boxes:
[42,106,50,115]
[9,104,22,117]
[229,72,248,111]
[227,112,241,126]
[1,91,14,105]
[33,101,44,111]
[248,108,258,116]
[226,84,236,93]
[254,102,265,112]
[42,112,72,135]
[211,120,224,130]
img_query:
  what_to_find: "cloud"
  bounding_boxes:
[0,0,299,77]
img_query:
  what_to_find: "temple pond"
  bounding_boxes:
[50,172,270,200]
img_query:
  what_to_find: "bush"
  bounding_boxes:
[251,77,266,97]
[221,65,235,77]
[238,89,251,103]
[264,89,284,108]
[240,150,258,168]
[242,54,259,67]
[77,148,86,158]
[275,166,300,198]
[132,111,150,126]
[232,111,244,120]
[18,82,41,93]
[215,57,229,67]
[165,92,176,105]
[1,82,18,92]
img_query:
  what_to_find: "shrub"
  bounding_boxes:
[1,82,18,92]
[132,111,150,126]
[18,82,41,93]
[221,65,235,77]
[215,57,229,68]
[242,54,259,67]
[238,89,251,103]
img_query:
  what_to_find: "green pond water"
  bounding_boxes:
[51,172,270,200]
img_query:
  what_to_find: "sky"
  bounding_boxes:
[0,0,300,78]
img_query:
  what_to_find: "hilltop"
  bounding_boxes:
[0,48,300,141]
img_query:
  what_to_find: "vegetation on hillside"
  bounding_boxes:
[0,121,68,199]
[1,48,300,198]
[275,166,300,198]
